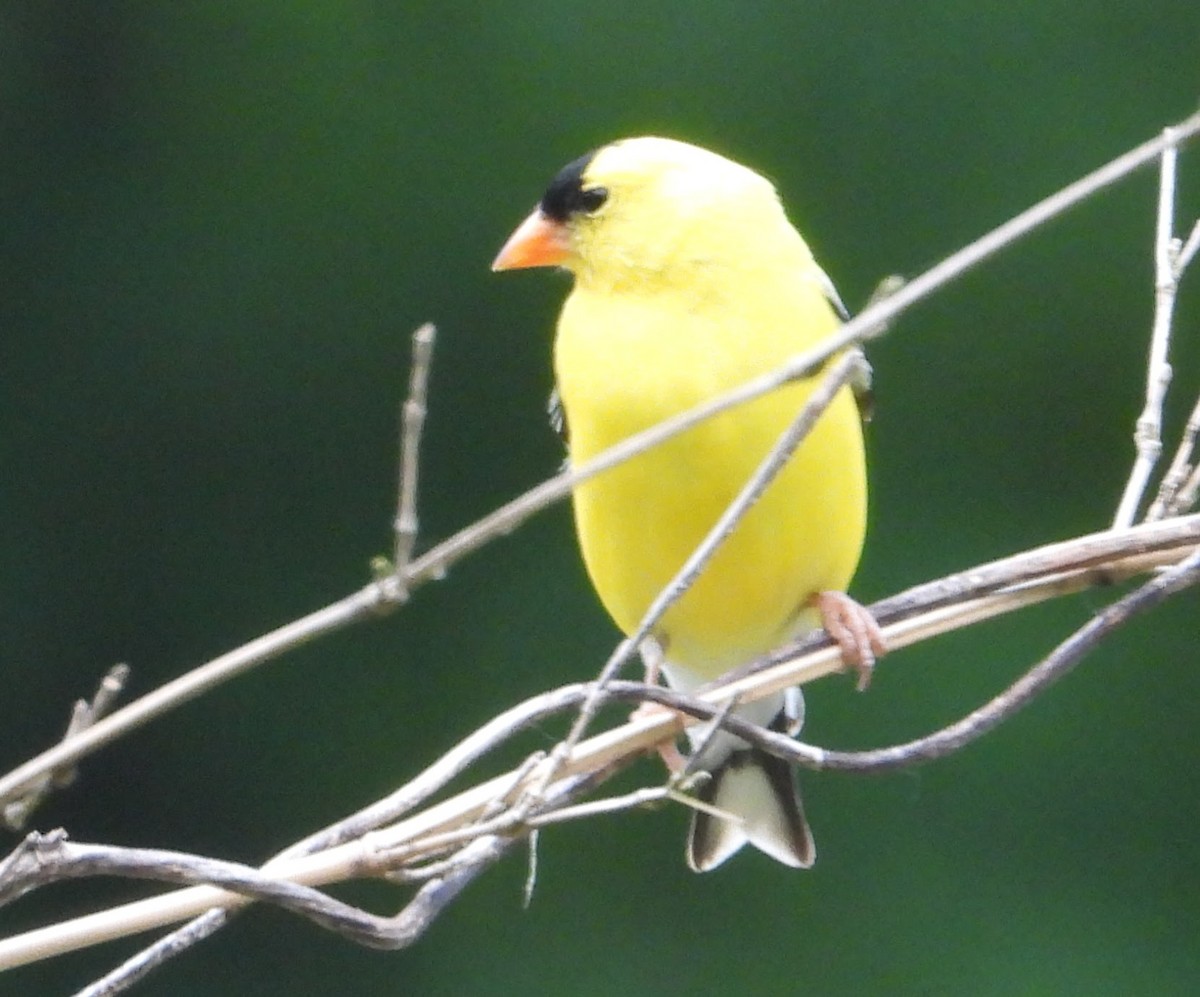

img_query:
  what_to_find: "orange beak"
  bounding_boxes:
[491,208,571,271]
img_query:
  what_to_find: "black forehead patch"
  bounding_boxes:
[539,149,603,222]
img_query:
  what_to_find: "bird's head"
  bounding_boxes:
[492,136,791,290]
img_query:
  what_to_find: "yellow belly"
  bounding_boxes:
[556,283,867,677]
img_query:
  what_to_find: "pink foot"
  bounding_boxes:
[629,700,688,772]
[812,591,888,691]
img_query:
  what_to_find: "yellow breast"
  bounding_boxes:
[555,272,866,677]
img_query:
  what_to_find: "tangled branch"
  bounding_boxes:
[1,112,1198,994]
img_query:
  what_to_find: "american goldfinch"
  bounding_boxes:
[493,137,883,871]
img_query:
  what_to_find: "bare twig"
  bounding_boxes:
[67,689,589,992]
[532,350,868,797]
[393,323,437,580]
[1,116,1197,994]
[2,516,1197,972]
[1178,217,1200,275]
[1145,177,1200,521]
[2,114,1198,819]
[5,511,1197,982]
[1,830,419,939]
[523,767,716,828]
[61,834,507,991]
[1149,392,1200,519]
[38,765,613,997]
[522,785,677,826]
[621,549,1200,774]
[1179,459,1200,514]
[1114,128,1181,527]
[0,594,380,810]
[73,767,616,997]
[814,547,1200,770]
[2,665,130,831]
[5,775,614,955]
[413,110,1200,592]
[74,908,227,997]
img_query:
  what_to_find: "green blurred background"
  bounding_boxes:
[3,2,1199,994]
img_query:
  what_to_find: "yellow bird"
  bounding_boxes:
[493,137,882,871]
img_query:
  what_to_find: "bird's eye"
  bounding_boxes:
[578,186,608,213]
[540,151,607,221]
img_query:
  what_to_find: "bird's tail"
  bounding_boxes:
[687,741,815,873]
[651,645,815,872]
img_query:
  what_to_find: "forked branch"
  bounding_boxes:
[1,111,1199,994]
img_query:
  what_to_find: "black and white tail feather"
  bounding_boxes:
[686,705,815,872]
[644,639,815,872]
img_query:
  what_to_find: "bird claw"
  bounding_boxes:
[629,701,690,772]
[812,590,887,691]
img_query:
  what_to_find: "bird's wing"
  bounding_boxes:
[816,266,849,321]
[814,267,875,423]
[851,355,875,424]
[547,385,569,445]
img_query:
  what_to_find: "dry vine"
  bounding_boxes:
[1,111,1198,994]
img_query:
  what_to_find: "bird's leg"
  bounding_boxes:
[651,736,689,774]
[811,591,888,691]
[641,637,664,687]
[781,685,806,737]
[630,637,689,772]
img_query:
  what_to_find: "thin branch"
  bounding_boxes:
[74,908,227,997]
[1146,190,1200,520]
[621,549,1200,774]
[1177,217,1200,276]
[2,516,1197,972]
[522,766,716,828]
[1179,459,1200,514]
[11,521,1197,986]
[59,770,620,996]
[1,831,412,938]
[531,350,868,797]
[1114,128,1181,527]
[61,834,506,994]
[1149,392,1200,519]
[74,910,228,997]
[2,665,130,831]
[409,110,1200,594]
[0,592,379,809]
[2,112,1198,816]
[4,537,1190,983]
[65,689,594,990]
[392,322,436,580]
[814,547,1200,770]
[6,775,612,956]
[2,110,1200,988]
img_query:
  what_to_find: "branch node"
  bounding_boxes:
[392,322,438,594]
[2,665,131,831]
